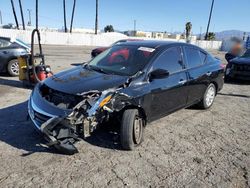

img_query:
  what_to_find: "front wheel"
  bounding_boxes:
[7,59,19,76]
[120,109,145,150]
[198,83,216,109]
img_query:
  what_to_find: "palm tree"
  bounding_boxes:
[63,0,67,33]
[185,22,192,42]
[206,32,216,41]
[10,0,19,29]
[18,0,25,30]
[95,0,98,35]
[104,25,114,32]
[70,0,76,33]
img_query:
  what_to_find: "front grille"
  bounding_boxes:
[33,110,51,127]
[234,64,250,72]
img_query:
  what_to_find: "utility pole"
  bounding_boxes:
[205,0,215,40]
[95,0,98,35]
[18,0,25,30]
[199,27,202,40]
[134,20,137,36]
[0,10,2,25]
[10,0,19,29]
[70,0,76,33]
[63,0,68,33]
[27,9,31,26]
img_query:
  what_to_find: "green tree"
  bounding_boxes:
[104,25,114,32]
[206,32,216,41]
[185,22,192,41]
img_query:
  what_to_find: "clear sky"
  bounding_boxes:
[0,0,249,33]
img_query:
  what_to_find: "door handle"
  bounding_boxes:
[2,51,8,54]
[178,79,187,85]
[206,71,212,76]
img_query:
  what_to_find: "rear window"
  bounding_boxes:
[185,47,204,68]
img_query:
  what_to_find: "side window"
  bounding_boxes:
[200,51,207,64]
[185,47,203,68]
[0,39,11,48]
[153,47,183,74]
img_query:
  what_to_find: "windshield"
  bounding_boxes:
[242,49,250,58]
[87,45,156,76]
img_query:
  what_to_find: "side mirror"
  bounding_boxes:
[149,69,169,81]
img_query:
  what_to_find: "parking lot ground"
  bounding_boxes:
[0,45,249,187]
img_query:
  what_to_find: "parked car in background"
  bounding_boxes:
[0,37,30,76]
[91,39,142,58]
[28,41,224,154]
[225,49,250,81]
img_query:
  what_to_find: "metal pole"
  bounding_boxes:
[205,0,215,40]
[63,0,67,33]
[27,9,31,26]
[70,0,76,33]
[0,10,2,25]
[134,20,136,36]
[10,0,19,29]
[18,0,25,30]
[95,0,98,34]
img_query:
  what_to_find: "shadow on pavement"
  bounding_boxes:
[217,93,250,98]
[225,79,250,85]
[0,101,121,155]
[0,78,31,89]
[0,101,57,156]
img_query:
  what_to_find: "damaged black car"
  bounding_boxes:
[28,41,224,154]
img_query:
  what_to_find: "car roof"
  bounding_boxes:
[116,40,207,52]
[116,40,185,48]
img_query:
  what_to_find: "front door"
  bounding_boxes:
[147,46,188,120]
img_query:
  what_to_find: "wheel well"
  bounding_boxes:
[211,81,218,94]
[6,58,18,67]
[121,105,147,124]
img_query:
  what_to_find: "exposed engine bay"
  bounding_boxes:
[35,83,129,155]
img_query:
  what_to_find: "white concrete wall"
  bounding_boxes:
[0,29,222,50]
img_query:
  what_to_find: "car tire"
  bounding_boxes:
[198,83,216,109]
[7,59,19,76]
[120,109,145,150]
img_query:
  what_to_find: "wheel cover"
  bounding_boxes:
[133,117,143,144]
[10,61,19,75]
[205,86,215,107]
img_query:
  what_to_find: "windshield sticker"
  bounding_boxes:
[138,47,155,53]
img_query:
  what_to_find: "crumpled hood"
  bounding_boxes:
[231,57,250,65]
[44,66,128,95]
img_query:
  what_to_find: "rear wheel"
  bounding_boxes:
[120,109,145,150]
[7,59,19,76]
[198,83,216,109]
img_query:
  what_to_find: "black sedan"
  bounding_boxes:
[28,41,224,154]
[0,37,30,76]
[225,49,250,81]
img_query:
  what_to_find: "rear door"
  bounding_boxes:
[183,46,211,105]
[147,46,189,120]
